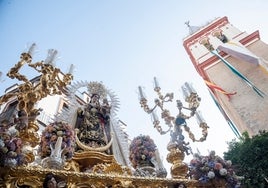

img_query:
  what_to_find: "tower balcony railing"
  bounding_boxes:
[36,110,53,126]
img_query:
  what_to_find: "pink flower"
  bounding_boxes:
[214,162,223,170]
[50,135,57,141]
[16,139,22,147]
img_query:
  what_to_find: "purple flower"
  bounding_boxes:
[207,161,215,168]
[188,152,241,186]
[129,135,157,168]
[199,176,209,183]
[39,121,75,160]
[6,141,16,151]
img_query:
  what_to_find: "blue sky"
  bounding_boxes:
[1,0,268,167]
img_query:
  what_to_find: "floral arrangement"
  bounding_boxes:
[129,135,157,168]
[0,125,25,167]
[39,121,75,160]
[188,150,241,187]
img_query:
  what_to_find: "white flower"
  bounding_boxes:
[5,158,17,167]
[220,168,228,176]
[201,157,208,164]
[226,160,232,167]
[141,154,146,160]
[0,139,4,147]
[7,127,18,137]
[22,144,33,154]
[207,171,215,179]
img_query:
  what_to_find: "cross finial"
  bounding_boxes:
[184,20,201,35]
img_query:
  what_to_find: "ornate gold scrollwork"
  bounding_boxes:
[75,129,113,152]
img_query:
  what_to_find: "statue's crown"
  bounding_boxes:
[87,81,107,99]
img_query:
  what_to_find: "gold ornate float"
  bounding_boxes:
[0,45,228,188]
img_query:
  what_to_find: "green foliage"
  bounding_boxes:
[224,131,268,187]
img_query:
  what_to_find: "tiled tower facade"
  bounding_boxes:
[183,16,268,136]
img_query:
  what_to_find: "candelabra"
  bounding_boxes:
[138,77,209,178]
[0,43,73,162]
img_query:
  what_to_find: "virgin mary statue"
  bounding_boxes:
[55,81,129,165]
[75,87,112,153]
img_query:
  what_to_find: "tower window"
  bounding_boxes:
[63,103,69,110]
[213,31,228,43]
[218,34,228,43]
[199,38,214,51]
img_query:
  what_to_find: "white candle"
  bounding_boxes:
[195,110,205,125]
[155,149,164,169]
[51,49,58,64]
[153,77,160,89]
[68,64,74,74]
[184,82,196,94]
[138,86,145,99]
[45,49,58,65]
[53,136,63,158]
[28,43,36,56]
[151,111,159,122]
[181,85,190,100]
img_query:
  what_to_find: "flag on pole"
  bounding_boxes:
[204,80,236,100]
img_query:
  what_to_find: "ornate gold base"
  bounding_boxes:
[0,166,200,188]
[41,157,65,170]
[166,142,188,178]
[170,161,188,179]
[19,121,40,148]
[64,150,132,175]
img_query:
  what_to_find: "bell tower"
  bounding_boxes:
[183,16,268,136]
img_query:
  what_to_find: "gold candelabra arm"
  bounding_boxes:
[186,92,201,110]
[3,44,74,149]
[138,79,210,179]
[7,53,32,82]
[160,109,175,125]
[139,88,176,136]
[140,98,151,113]
[62,73,73,86]
[7,43,36,82]
[154,86,174,103]
[139,79,209,143]
[163,93,174,102]
[183,122,209,142]
[177,96,199,118]
[153,118,172,135]
[28,61,44,71]
[154,87,164,101]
